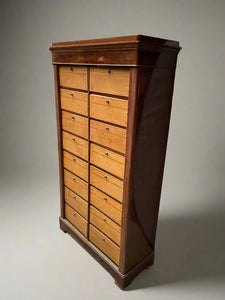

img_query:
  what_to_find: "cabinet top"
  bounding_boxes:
[49,34,180,51]
[49,35,180,66]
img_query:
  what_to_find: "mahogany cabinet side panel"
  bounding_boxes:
[54,65,64,218]
[132,53,178,250]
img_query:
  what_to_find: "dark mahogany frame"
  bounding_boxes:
[50,35,181,289]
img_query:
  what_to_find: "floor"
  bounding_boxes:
[0,175,224,300]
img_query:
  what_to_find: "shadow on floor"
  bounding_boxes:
[127,208,225,290]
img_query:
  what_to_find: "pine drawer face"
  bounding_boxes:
[90,143,125,179]
[90,120,127,154]
[60,89,88,116]
[62,111,88,139]
[63,150,88,181]
[59,66,88,90]
[62,131,88,161]
[90,166,124,203]
[64,169,88,201]
[90,186,122,225]
[64,187,88,219]
[90,67,129,97]
[89,224,120,265]
[90,94,128,127]
[65,203,88,237]
[90,206,121,245]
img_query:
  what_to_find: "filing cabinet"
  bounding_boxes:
[49,35,180,289]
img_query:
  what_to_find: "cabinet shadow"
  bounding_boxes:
[127,208,225,290]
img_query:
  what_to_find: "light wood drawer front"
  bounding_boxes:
[59,66,88,90]
[90,143,125,179]
[90,166,124,203]
[90,186,122,225]
[90,94,128,127]
[90,120,127,154]
[62,111,88,139]
[90,206,121,246]
[65,203,87,237]
[63,150,88,182]
[89,224,120,265]
[60,89,88,116]
[90,67,129,97]
[62,131,88,161]
[64,187,88,219]
[64,169,88,201]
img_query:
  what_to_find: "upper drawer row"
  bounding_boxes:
[59,66,130,97]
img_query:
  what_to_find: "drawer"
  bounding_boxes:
[89,224,120,265]
[65,203,87,237]
[63,150,88,182]
[90,166,124,203]
[62,131,88,161]
[90,120,127,154]
[60,89,88,116]
[90,186,122,225]
[90,206,121,246]
[90,144,125,179]
[90,94,128,127]
[90,67,129,97]
[64,187,88,219]
[59,66,88,90]
[64,169,88,201]
[62,111,88,139]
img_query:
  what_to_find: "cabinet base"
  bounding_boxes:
[59,217,154,289]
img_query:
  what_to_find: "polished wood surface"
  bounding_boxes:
[59,66,88,90]
[51,35,180,289]
[60,89,88,116]
[90,94,128,127]
[90,67,129,97]
[90,206,121,245]
[65,203,88,237]
[64,169,88,201]
[89,224,120,265]
[62,111,88,138]
[90,166,124,203]
[90,120,127,154]
[90,143,125,179]
[63,150,88,182]
[62,131,88,161]
[64,187,88,219]
[90,186,122,225]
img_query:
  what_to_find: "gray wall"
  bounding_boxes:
[0,0,224,298]
[1,0,224,209]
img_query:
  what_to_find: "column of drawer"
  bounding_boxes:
[59,65,89,237]
[88,67,129,265]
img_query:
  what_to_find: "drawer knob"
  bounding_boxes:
[104,176,108,179]
[102,238,105,241]
[106,100,110,104]
[104,197,107,201]
[73,178,76,181]
[72,116,75,120]
[73,196,76,199]
[105,127,109,131]
[73,213,76,216]
[105,152,108,156]
[73,158,76,162]
[103,218,106,222]
[70,93,74,96]
[107,69,111,74]
[70,67,73,72]
[72,138,76,141]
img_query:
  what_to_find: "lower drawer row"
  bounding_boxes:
[64,186,121,265]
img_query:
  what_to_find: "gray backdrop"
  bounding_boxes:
[0,1,224,299]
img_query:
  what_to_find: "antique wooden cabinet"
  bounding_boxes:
[49,35,180,289]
